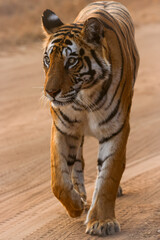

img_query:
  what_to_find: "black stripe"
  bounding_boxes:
[53,24,82,37]
[99,81,126,125]
[51,38,62,44]
[99,121,125,144]
[72,30,81,34]
[52,109,68,128]
[54,123,78,140]
[100,99,121,126]
[60,25,82,30]
[54,32,69,38]
[95,11,114,25]
[99,103,131,144]
[65,39,73,45]
[70,52,78,56]
[91,47,112,111]
[80,56,95,78]
[72,105,83,111]
[98,153,114,166]
[84,56,92,73]
[93,72,112,108]
[59,110,80,124]
[67,154,76,166]
[90,50,103,68]
[67,161,75,166]
[80,136,84,147]
[55,29,70,33]
[80,48,85,56]
[61,153,75,167]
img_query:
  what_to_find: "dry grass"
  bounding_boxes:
[0,0,160,50]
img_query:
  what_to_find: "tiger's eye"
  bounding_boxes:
[66,57,78,69]
[68,58,76,65]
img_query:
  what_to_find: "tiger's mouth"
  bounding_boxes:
[51,98,75,107]
[45,85,82,107]
[45,92,77,107]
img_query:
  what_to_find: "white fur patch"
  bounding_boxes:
[45,92,54,101]
[48,14,58,21]
[62,40,79,57]
[98,140,114,160]
[46,41,55,55]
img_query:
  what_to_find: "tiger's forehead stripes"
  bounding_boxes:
[45,22,99,58]
[46,38,79,59]
[44,23,84,55]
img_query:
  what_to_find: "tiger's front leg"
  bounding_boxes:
[85,123,129,236]
[71,136,87,202]
[50,121,84,218]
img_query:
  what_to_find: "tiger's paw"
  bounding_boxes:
[86,218,121,236]
[66,196,84,218]
[59,187,84,218]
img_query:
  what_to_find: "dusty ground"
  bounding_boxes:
[0,1,160,240]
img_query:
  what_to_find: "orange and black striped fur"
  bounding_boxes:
[42,1,139,236]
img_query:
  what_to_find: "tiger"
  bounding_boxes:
[41,1,139,236]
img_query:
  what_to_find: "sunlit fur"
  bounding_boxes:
[42,1,139,236]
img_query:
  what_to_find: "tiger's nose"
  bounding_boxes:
[45,89,61,98]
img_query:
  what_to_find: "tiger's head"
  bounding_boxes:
[42,10,111,108]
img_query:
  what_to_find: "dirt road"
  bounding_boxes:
[0,23,160,239]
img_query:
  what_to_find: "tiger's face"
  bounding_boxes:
[42,11,110,107]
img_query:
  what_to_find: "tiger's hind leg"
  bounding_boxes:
[71,136,87,203]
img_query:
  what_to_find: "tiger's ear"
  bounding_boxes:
[82,18,104,44]
[42,9,63,34]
